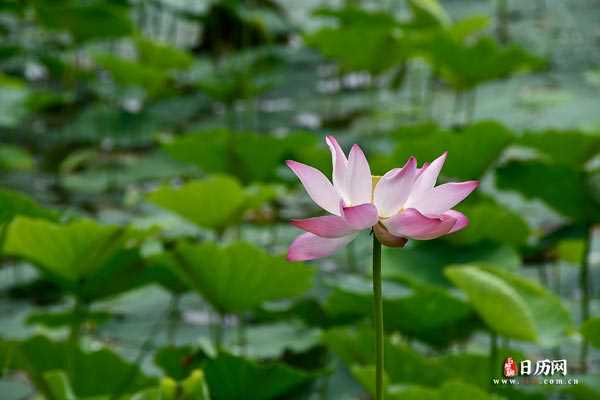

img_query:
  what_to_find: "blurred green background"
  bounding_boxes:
[0,0,599,399]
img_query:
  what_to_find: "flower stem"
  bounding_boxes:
[372,235,384,400]
[69,297,86,346]
[579,225,592,372]
[490,332,498,377]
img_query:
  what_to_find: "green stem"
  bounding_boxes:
[453,90,463,125]
[426,68,438,119]
[372,235,384,400]
[490,332,498,377]
[409,64,421,119]
[466,89,476,124]
[69,297,85,346]
[237,314,247,356]
[167,294,181,345]
[110,305,169,400]
[553,263,562,295]
[496,0,510,44]
[319,375,330,400]
[68,296,86,386]
[212,312,225,352]
[579,226,592,372]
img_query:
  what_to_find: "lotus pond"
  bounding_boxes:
[0,0,599,399]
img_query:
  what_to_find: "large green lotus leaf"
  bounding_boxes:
[0,189,57,226]
[323,277,480,348]
[135,36,194,71]
[175,241,314,314]
[307,6,404,73]
[3,217,131,282]
[581,318,600,348]
[387,121,513,180]
[446,266,538,341]
[34,1,132,43]
[496,160,599,222]
[445,266,537,341]
[0,336,155,398]
[94,53,169,95]
[383,288,481,348]
[147,176,246,230]
[517,130,600,166]
[324,326,491,387]
[304,26,406,74]
[5,218,148,301]
[449,198,530,246]
[425,35,545,90]
[382,240,519,287]
[161,129,230,175]
[203,353,313,400]
[162,130,318,183]
[482,267,573,346]
[407,0,451,28]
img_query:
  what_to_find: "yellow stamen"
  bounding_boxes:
[371,175,381,202]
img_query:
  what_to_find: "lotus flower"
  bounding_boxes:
[286,136,479,261]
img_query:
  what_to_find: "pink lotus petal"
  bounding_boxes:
[417,180,479,214]
[346,144,372,205]
[444,210,469,233]
[287,232,358,261]
[416,161,430,178]
[382,208,456,240]
[373,157,417,218]
[406,152,447,206]
[326,136,349,201]
[291,215,354,238]
[342,203,378,230]
[286,160,341,215]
